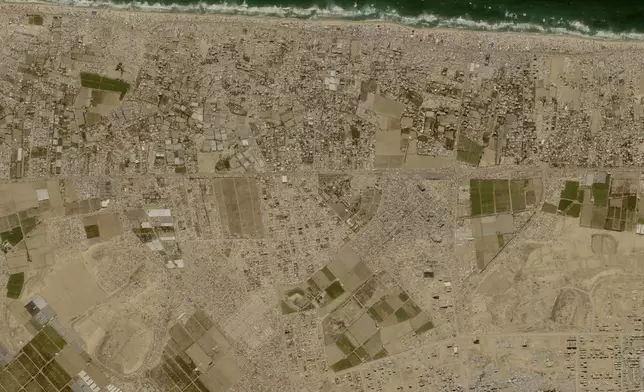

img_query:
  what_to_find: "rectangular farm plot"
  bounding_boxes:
[151,310,245,392]
[479,180,495,215]
[510,180,527,210]
[6,272,25,298]
[493,180,511,213]
[79,72,130,100]
[212,178,264,238]
[469,178,539,217]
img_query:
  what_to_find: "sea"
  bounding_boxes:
[31,0,644,40]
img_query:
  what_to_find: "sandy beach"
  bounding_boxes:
[4,0,644,51]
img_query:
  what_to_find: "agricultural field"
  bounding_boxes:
[6,272,24,299]
[79,72,130,100]
[149,310,244,392]
[0,326,72,392]
[27,14,43,25]
[456,135,485,166]
[468,178,542,217]
[279,246,434,371]
[6,4,644,392]
[545,172,639,232]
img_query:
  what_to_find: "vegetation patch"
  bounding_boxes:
[28,15,44,25]
[31,331,62,362]
[1,226,24,246]
[21,217,37,236]
[470,179,482,216]
[17,353,39,376]
[80,72,130,100]
[557,199,572,212]
[401,300,422,319]
[394,307,410,322]
[84,224,100,239]
[373,349,388,359]
[561,181,580,200]
[493,180,511,213]
[43,360,72,390]
[398,291,409,302]
[367,307,383,322]
[35,373,58,391]
[414,320,435,334]
[510,180,526,210]
[479,179,495,215]
[347,352,362,366]
[6,272,24,299]
[280,301,297,314]
[567,203,581,218]
[368,299,394,322]
[321,266,336,281]
[542,202,557,214]
[354,346,370,361]
[324,281,345,300]
[592,175,611,206]
[336,334,356,355]
[42,325,67,349]
[306,278,321,294]
[22,343,46,368]
[7,360,31,385]
[0,369,20,392]
[457,135,484,166]
[330,358,352,372]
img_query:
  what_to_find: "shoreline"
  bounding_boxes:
[4,0,644,44]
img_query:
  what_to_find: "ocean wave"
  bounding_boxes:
[18,0,644,40]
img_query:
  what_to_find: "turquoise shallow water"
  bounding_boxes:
[60,0,644,38]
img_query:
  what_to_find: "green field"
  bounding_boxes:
[35,372,57,392]
[28,15,43,25]
[558,199,572,212]
[17,354,39,377]
[592,174,611,206]
[493,180,511,213]
[42,360,71,390]
[470,178,535,217]
[42,325,67,349]
[7,357,31,384]
[22,343,46,368]
[567,203,581,218]
[31,330,63,362]
[321,266,335,281]
[325,281,345,300]
[394,307,411,322]
[470,179,482,216]
[510,180,526,210]
[336,334,356,355]
[457,136,485,166]
[0,369,21,391]
[479,180,495,215]
[6,272,24,299]
[1,226,24,246]
[368,299,394,322]
[80,72,130,100]
[561,181,580,200]
[414,320,434,334]
[331,358,353,372]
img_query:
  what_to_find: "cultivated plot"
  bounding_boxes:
[79,72,130,100]
[466,178,542,217]
[279,246,433,371]
[212,178,264,238]
[149,309,245,392]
